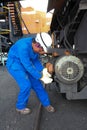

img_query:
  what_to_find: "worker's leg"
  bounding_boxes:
[29,75,50,107]
[7,68,31,109]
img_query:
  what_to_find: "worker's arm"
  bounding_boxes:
[45,62,54,74]
[19,47,42,80]
[32,55,44,72]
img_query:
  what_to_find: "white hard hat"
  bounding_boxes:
[35,32,52,52]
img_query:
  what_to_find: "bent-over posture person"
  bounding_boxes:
[6,32,55,114]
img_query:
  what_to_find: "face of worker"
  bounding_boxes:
[32,42,46,54]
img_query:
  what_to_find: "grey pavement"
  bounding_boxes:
[0,66,40,130]
[0,66,87,130]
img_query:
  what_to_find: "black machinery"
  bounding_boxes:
[46,0,87,99]
[0,0,26,65]
[0,0,24,53]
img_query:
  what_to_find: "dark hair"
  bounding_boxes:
[32,38,36,43]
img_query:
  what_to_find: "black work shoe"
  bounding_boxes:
[16,108,31,114]
[45,105,55,113]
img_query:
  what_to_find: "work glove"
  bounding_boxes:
[40,76,53,84]
[42,68,51,78]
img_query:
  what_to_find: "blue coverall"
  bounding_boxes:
[6,37,50,110]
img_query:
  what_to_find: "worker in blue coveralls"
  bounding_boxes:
[6,32,55,114]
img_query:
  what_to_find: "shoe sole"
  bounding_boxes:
[16,109,31,115]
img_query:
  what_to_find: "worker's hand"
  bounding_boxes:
[42,68,52,78]
[46,62,54,74]
[40,76,53,84]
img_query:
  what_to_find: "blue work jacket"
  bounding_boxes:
[6,37,44,79]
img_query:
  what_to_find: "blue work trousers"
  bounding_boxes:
[7,68,50,109]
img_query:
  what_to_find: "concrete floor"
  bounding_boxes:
[0,66,40,130]
[0,66,87,130]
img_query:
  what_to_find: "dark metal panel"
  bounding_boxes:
[47,0,65,12]
[74,12,87,53]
